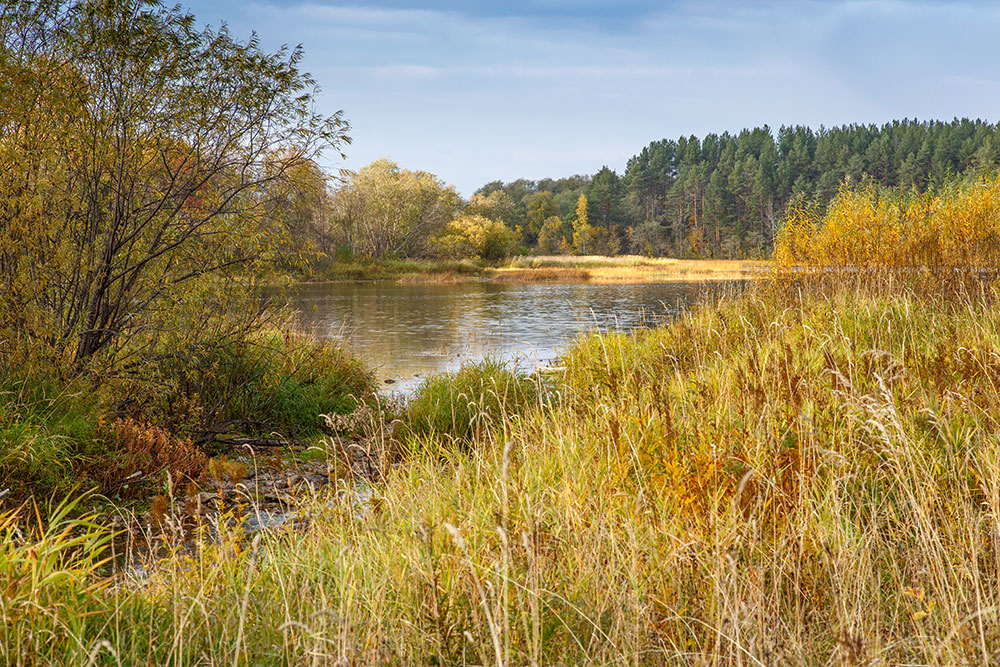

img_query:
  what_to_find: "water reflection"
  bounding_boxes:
[269,281,741,393]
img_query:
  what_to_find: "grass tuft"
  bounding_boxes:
[403,359,544,445]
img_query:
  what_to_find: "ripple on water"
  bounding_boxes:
[265,280,743,392]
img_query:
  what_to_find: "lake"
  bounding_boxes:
[269,281,742,393]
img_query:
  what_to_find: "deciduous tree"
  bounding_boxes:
[0,0,348,367]
[329,159,460,259]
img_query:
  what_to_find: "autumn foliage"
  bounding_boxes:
[91,417,206,498]
[776,175,1000,272]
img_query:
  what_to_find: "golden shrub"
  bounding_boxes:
[775,175,1000,272]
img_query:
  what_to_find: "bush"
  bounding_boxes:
[0,330,378,503]
[0,372,210,503]
[130,331,378,444]
[403,359,543,443]
[432,214,519,262]
[776,174,1000,272]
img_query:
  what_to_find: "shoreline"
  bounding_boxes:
[280,255,771,286]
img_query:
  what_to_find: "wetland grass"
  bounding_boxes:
[11,273,1000,664]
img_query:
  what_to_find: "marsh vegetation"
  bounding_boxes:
[10,268,1000,664]
[10,173,1000,662]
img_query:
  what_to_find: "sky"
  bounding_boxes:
[188,0,1000,195]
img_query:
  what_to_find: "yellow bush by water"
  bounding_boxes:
[776,175,1000,271]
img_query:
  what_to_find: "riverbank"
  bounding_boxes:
[497,254,769,283]
[8,274,1000,664]
[0,331,379,509]
[291,255,770,284]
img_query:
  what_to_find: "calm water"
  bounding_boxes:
[270,281,741,393]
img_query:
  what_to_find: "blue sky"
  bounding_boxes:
[189,1,1000,195]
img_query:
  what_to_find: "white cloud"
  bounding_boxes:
[368,64,441,78]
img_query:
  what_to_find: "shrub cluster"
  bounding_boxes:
[776,174,1000,272]
[0,331,378,505]
[142,331,377,443]
[431,214,521,262]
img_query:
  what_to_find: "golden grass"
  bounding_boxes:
[487,267,592,282]
[396,269,488,284]
[12,275,1000,664]
[498,255,769,283]
[301,255,769,285]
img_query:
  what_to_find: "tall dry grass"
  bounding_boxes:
[9,276,1000,664]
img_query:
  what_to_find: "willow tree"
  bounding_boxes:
[330,159,460,259]
[259,154,335,267]
[0,0,348,367]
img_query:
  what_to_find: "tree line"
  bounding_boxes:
[473,118,1000,258]
[322,160,610,260]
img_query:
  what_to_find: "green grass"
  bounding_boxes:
[402,358,545,444]
[0,374,105,503]
[145,331,378,441]
[10,276,1000,663]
